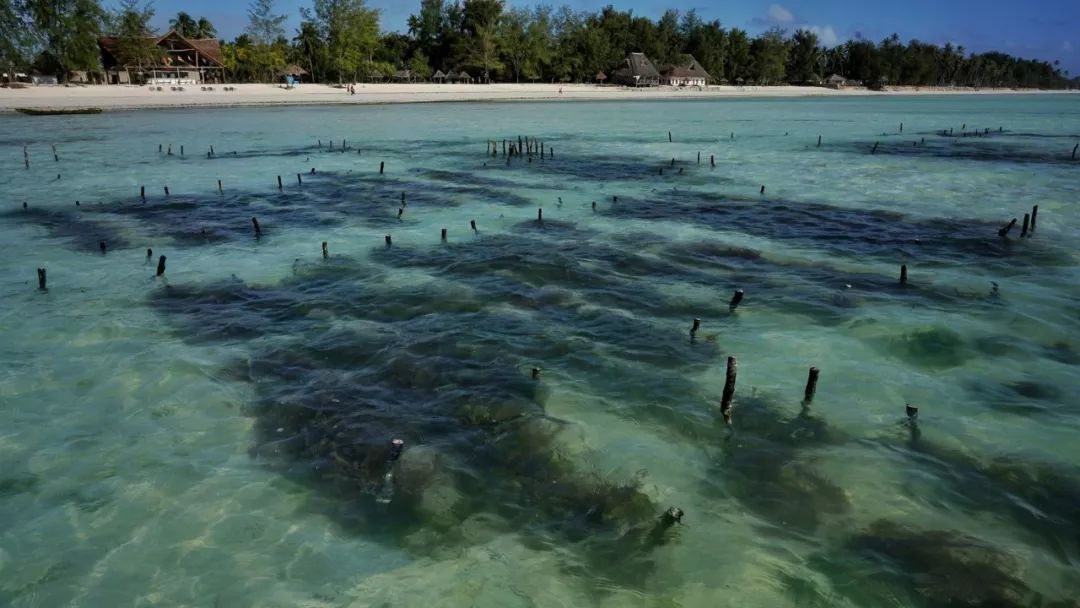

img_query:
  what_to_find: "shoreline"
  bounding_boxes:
[1,82,1075,113]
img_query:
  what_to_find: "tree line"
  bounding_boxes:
[1,0,1073,88]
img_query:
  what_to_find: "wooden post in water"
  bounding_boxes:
[537,208,543,223]
[218,179,223,194]
[900,122,903,133]
[297,173,302,185]
[37,268,46,290]
[252,217,262,238]
[668,131,673,143]
[817,135,822,148]
[210,145,214,157]
[900,264,908,285]
[180,145,184,157]
[592,201,597,212]
[385,234,392,247]
[470,219,477,232]
[906,403,919,419]
[803,367,820,405]
[720,356,737,425]
[1021,213,1030,237]
[156,256,166,276]
[998,218,1017,237]
[690,318,701,336]
[872,142,879,154]
[99,241,106,254]
[441,228,447,242]
[277,175,283,190]
[760,185,765,195]
[1030,205,1038,233]
[147,248,152,260]
[729,289,745,311]
[322,241,328,258]
[164,186,170,196]
[1072,144,1078,161]
[397,208,403,220]
[167,145,172,156]
[532,367,541,380]
[140,186,145,201]
[379,161,385,175]
[710,154,715,167]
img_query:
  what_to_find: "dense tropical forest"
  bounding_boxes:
[1,0,1075,88]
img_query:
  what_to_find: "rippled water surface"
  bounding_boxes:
[1,96,1079,606]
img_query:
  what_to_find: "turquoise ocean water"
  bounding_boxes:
[1,95,1078,606]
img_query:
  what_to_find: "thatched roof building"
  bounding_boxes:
[99,30,224,85]
[612,53,661,87]
[661,55,710,86]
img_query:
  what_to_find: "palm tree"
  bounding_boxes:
[195,17,216,39]
[169,12,196,36]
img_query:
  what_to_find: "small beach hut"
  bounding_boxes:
[433,69,446,83]
[595,71,607,85]
[826,74,847,89]
[393,69,412,83]
[278,64,310,84]
[456,71,474,84]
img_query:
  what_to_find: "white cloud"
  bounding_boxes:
[808,25,840,47]
[1064,41,1074,52]
[767,4,795,24]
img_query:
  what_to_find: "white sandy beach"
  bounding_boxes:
[1,82,1074,112]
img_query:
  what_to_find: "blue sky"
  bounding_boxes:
[131,0,1079,74]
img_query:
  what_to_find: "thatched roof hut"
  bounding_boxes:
[611,53,661,87]
[433,69,446,82]
[595,71,607,83]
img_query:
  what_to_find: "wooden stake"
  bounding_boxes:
[1031,205,1038,232]
[803,367,820,404]
[277,175,283,190]
[729,289,744,311]
[997,218,1017,237]
[397,208,403,219]
[252,217,262,238]
[906,403,919,419]
[470,219,477,232]
[379,161,384,175]
[164,186,170,196]
[759,185,765,195]
[899,122,903,133]
[668,131,672,143]
[872,142,879,154]
[1072,144,1078,161]
[140,185,145,200]
[210,145,214,157]
[537,208,543,222]
[297,173,302,185]
[99,241,106,254]
[531,367,541,380]
[180,145,184,156]
[710,154,715,167]
[591,201,597,212]
[1021,213,1030,237]
[218,179,223,194]
[690,318,701,336]
[817,135,822,147]
[441,228,447,242]
[385,234,392,246]
[37,268,46,290]
[147,248,152,259]
[322,241,328,258]
[900,264,908,285]
[156,255,166,276]
[720,356,737,424]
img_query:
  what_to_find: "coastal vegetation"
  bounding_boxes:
[0,0,1073,88]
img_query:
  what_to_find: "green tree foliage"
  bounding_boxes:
[24,0,106,82]
[1,0,34,82]
[169,11,196,36]
[110,0,159,80]
[787,28,822,83]
[291,20,327,82]
[303,0,380,83]
[245,0,287,81]
[750,27,789,84]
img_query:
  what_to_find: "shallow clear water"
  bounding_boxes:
[1,96,1079,606]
